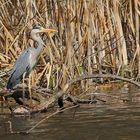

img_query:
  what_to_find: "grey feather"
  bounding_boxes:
[7,47,37,89]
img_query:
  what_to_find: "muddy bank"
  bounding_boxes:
[0,81,140,116]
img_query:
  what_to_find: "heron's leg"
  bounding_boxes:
[29,72,33,107]
[22,72,26,105]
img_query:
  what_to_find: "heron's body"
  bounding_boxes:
[7,25,56,89]
[7,47,38,89]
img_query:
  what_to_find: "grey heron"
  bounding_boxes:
[7,25,57,90]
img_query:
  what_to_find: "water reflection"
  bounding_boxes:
[0,103,140,140]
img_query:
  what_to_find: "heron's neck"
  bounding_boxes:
[35,37,44,55]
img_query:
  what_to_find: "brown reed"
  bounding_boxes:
[0,0,139,93]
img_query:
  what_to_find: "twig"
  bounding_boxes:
[7,121,13,134]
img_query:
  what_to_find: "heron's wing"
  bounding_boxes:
[7,47,36,89]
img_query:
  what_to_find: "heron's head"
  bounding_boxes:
[30,25,57,41]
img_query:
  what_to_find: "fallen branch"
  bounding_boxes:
[7,74,140,114]
[68,74,140,88]
[25,74,140,113]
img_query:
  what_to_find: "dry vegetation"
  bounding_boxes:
[0,0,140,94]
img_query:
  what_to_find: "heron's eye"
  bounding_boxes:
[33,24,42,30]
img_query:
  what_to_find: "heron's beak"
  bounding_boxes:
[40,28,57,33]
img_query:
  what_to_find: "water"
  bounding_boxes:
[0,83,140,140]
[0,102,140,140]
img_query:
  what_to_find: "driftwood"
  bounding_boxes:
[2,74,140,114]
[26,74,140,113]
[68,74,140,88]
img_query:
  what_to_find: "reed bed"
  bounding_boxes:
[0,0,140,93]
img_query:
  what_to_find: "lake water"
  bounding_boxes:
[0,102,140,140]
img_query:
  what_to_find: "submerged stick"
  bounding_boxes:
[26,104,79,134]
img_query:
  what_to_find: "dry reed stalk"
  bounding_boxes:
[134,0,140,76]
[0,0,139,92]
[113,0,128,66]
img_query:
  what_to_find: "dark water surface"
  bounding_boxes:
[0,102,140,140]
